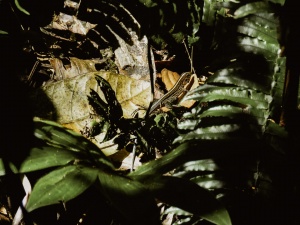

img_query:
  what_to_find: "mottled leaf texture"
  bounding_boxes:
[32,71,151,123]
[26,165,98,212]
[94,75,123,123]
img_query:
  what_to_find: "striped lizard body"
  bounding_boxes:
[149,72,192,114]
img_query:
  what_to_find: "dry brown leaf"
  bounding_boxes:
[31,71,151,153]
[108,149,142,171]
[49,12,97,35]
[49,57,106,80]
[33,71,151,122]
[160,68,180,91]
[31,71,151,143]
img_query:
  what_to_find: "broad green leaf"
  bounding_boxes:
[234,2,270,19]
[97,171,160,225]
[144,176,232,225]
[207,67,273,93]
[33,119,115,170]
[130,139,260,181]
[191,175,228,190]
[177,118,200,130]
[174,159,257,187]
[237,24,277,47]
[237,14,278,44]
[35,123,87,152]
[184,87,272,109]
[237,36,279,60]
[34,119,90,150]
[202,0,218,26]
[34,119,106,154]
[201,105,268,123]
[178,105,269,130]
[20,146,80,173]
[174,124,261,144]
[26,165,98,212]
[173,159,219,178]
[129,142,191,180]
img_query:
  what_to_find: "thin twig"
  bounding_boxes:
[182,39,196,74]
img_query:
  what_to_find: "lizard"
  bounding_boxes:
[148,72,192,115]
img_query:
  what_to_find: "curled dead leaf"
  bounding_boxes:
[48,12,97,35]
[160,68,180,91]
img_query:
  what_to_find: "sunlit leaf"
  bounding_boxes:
[49,13,97,35]
[26,165,98,212]
[237,36,279,60]
[33,118,115,169]
[179,158,218,173]
[174,124,261,144]
[130,139,256,181]
[191,174,231,190]
[34,121,88,152]
[129,142,192,180]
[20,146,80,173]
[31,72,151,126]
[237,14,278,44]
[34,119,104,154]
[184,86,272,110]
[49,57,100,80]
[178,105,269,130]
[207,68,272,93]
[234,2,270,19]
[202,0,218,26]
[160,68,180,91]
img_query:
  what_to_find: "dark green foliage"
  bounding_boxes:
[87,75,124,141]
[134,0,202,47]
[150,0,293,224]
[9,118,230,225]
[87,75,179,157]
[16,119,161,225]
[2,0,299,224]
